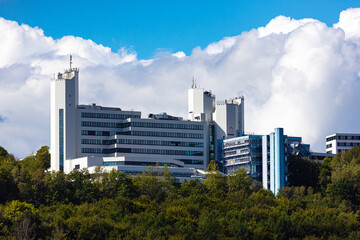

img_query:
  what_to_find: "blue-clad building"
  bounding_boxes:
[221,128,312,194]
[221,135,263,182]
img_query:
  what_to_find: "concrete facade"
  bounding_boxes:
[51,67,209,179]
[326,133,360,154]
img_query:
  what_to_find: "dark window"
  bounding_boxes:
[59,109,64,171]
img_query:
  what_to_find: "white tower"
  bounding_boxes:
[188,81,215,122]
[213,97,244,140]
[187,81,216,166]
[50,56,79,171]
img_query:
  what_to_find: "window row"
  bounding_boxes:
[119,131,203,139]
[81,130,111,136]
[337,142,360,147]
[327,135,360,141]
[176,159,204,165]
[81,112,140,119]
[81,130,203,139]
[81,121,119,128]
[81,120,203,131]
[81,147,203,156]
[131,121,203,130]
[81,139,102,145]
[82,138,203,148]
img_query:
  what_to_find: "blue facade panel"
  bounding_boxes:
[274,128,284,194]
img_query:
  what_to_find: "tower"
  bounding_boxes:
[188,85,215,122]
[187,83,216,166]
[50,56,79,171]
[213,97,245,140]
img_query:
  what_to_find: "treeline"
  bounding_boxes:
[1,146,360,239]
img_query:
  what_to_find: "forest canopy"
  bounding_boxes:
[0,146,360,239]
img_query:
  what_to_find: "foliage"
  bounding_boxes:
[287,154,320,189]
[0,145,359,239]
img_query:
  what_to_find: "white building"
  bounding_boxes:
[213,97,244,140]
[51,66,209,178]
[326,133,360,154]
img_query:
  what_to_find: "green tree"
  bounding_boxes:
[101,169,137,199]
[0,145,9,159]
[287,155,320,189]
[227,168,251,198]
[204,160,227,198]
[318,157,332,193]
[35,146,51,170]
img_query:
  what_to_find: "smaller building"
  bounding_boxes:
[326,133,360,154]
[221,135,262,182]
[67,155,208,182]
[309,152,335,164]
[221,128,316,194]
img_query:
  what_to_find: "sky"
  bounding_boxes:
[1,1,360,157]
[1,0,360,58]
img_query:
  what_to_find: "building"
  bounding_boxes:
[213,97,245,140]
[308,152,334,164]
[221,128,316,193]
[50,66,210,180]
[51,60,331,189]
[326,133,360,154]
[221,135,262,181]
[261,128,312,193]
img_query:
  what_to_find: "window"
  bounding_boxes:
[81,112,140,119]
[59,109,64,171]
[75,164,80,169]
[118,131,203,139]
[131,121,203,130]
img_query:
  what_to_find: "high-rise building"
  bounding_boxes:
[262,128,312,193]
[50,67,79,171]
[326,133,360,154]
[213,97,244,140]
[50,66,209,180]
[50,60,332,189]
[188,85,215,123]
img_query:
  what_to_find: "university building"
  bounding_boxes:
[326,133,360,154]
[50,62,332,191]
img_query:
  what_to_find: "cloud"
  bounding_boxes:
[1,9,360,157]
[334,8,360,39]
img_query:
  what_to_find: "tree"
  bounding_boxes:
[227,168,252,199]
[204,160,227,198]
[35,146,50,170]
[101,169,137,199]
[0,145,9,159]
[287,155,320,189]
[318,157,332,193]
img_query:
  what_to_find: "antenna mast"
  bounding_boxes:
[192,76,197,88]
[70,54,72,70]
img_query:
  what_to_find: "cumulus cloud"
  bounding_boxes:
[1,9,360,157]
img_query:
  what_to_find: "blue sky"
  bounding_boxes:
[1,2,360,156]
[1,0,360,59]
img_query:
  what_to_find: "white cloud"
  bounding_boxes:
[334,8,360,39]
[172,51,186,58]
[1,9,360,157]
[257,15,318,37]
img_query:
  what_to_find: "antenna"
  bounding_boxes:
[192,76,197,88]
[70,54,72,70]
